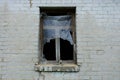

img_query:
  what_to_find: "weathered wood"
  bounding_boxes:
[39,12,44,64]
[56,38,60,63]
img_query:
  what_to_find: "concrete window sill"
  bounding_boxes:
[34,64,80,72]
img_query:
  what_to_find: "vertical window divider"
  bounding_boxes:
[56,38,60,64]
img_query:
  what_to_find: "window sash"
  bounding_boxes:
[40,7,76,64]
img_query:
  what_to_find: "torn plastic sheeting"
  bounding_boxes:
[43,15,73,45]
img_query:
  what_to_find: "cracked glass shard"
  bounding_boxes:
[43,15,73,45]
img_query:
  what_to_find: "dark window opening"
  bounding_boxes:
[43,39,56,60]
[40,7,75,16]
[43,38,73,61]
[60,38,73,60]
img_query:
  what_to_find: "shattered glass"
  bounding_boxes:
[43,15,73,45]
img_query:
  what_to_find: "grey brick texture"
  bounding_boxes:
[0,0,120,80]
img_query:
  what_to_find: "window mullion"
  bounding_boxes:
[56,38,60,63]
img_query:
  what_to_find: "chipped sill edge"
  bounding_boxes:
[34,64,80,72]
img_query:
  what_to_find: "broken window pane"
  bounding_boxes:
[60,38,73,60]
[43,15,74,45]
[43,39,56,60]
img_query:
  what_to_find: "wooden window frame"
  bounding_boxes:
[35,7,79,72]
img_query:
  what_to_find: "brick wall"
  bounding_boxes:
[0,0,120,80]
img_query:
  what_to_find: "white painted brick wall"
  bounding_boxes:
[0,0,120,80]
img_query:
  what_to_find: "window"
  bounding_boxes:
[35,7,79,72]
